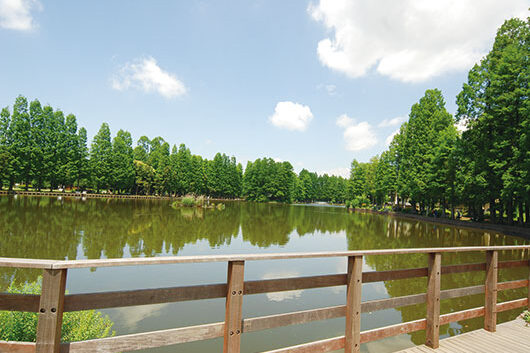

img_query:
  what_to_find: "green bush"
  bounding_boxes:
[0,278,114,342]
[181,195,196,207]
[521,310,530,325]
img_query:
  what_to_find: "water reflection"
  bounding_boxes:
[0,196,528,352]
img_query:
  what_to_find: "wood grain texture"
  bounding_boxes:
[0,258,55,269]
[262,336,345,353]
[36,245,530,269]
[223,261,244,353]
[242,305,345,333]
[36,269,67,353]
[59,322,224,353]
[0,246,528,270]
[497,279,528,291]
[0,341,36,353]
[426,253,441,349]
[360,319,427,344]
[63,283,227,311]
[439,306,485,325]
[244,274,346,294]
[0,293,40,312]
[484,250,498,332]
[495,298,528,312]
[345,256,362,353]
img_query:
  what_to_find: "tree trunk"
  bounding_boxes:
[524,201,530,224]
[518,201,524,224]
[489,198,496,223]
[506,198,514,225]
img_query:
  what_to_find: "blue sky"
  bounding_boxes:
[0,1,527,177]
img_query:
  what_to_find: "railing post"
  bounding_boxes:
[345,255,363,353]
[426,252,441,349]
[484,250,498,332]
[528,260,530,310]
[223,261,245,353]
[36,269,67,353]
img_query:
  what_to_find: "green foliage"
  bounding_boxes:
[521,310,530,325]
[0,278,114,342]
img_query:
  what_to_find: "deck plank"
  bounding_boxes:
[394,318,529,353]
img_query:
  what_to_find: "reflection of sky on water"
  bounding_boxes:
[1,197,527,353]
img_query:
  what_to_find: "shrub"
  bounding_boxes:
[521,310,530,325]
[0,278,114,342]
[181,195,196,207]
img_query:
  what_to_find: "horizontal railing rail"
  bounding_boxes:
[0,246,529,353]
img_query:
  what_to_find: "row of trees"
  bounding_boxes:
[348,18,529,225]
[0,98,349,202]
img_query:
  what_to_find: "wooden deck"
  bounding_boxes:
[395,318,530,353]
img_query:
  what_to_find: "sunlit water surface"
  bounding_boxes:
[0,196,528,352]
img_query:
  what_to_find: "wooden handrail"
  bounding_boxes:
[0,245,529,269]
[0,247,528,353]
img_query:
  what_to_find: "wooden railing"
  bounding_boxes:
[1,246,529,353]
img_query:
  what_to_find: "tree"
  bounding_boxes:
[10,96,31,189]
[111,130,135,193]
[457,17,529,224]
[90,123,113,193]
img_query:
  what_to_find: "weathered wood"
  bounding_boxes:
[36,269,67,353]
[484,250,498,332]
[441,262,485,274]
[0,341,36,353]
[223,261,244,353]
[360,319,427,343]
[497,259,529,269]
[497,279,529,291]
[345,256,362,353]
[42,245,530,269]
[363,267,427,282]
[425,253,441,349]
[262,336,344,353]
[396,318,530,353]
[0,293,40,312]
[440,285,484,300]
[362,293,426,312]
[439,306,485,325]
[59,322,224,353]
[64,283,227,311]
[243,305,345,333]
[0,258,55,269]
[245,274,346,294]
[495,298,528,312]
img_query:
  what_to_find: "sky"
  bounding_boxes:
[0,1,528,177]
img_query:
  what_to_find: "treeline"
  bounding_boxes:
[348,18,529,225]
[0,98,348,202]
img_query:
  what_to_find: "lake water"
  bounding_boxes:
[0,196,528,352]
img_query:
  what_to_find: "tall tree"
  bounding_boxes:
[90,123,113,192]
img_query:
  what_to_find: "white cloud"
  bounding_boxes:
[319,167,350,178]
[378,116,406,128]
[385,129,400,146]
[455,118,469,133]
[336,114,377,151]
[269,101,313,131]
[309,0,528,82]
[112,56,187,99]
[0,0,41,31]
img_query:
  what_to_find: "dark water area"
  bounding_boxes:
[0,196,528,352]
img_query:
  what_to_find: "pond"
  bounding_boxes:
[0,196,528,352]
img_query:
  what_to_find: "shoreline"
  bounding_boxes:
[350,207,530,240]
[0,190,242,202]
[2,190,528,240]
